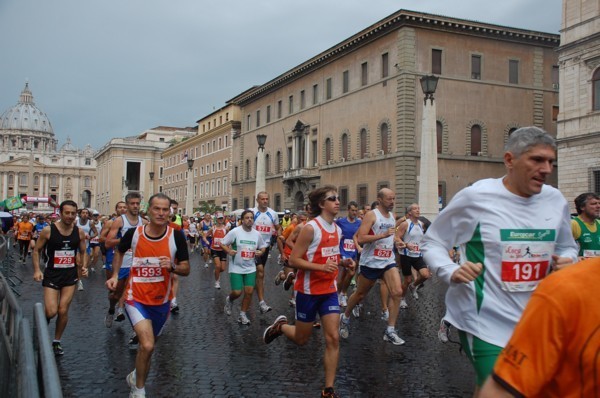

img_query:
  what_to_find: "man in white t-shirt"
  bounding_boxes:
[421,126,578,396]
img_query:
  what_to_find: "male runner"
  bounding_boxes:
[421,126,578,395]
[571,192,600,258]
[339,188,405,345]
[335,201,361,307]
[32,200,88,355]
[263,186,354,398]
[107,193,189,398]
[206,212,229,289]
[251,191,280,314]
[16,214,34,263]
[89,210,103,271]
[75,208,97,291]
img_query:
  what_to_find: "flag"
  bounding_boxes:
[4,196,23,210]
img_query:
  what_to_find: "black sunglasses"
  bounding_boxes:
[324,195,340,202]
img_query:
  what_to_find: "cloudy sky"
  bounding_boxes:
[0,0,563,150]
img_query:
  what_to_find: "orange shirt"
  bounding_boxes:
[492,257,600,398]
[17,221,33,241]
[282,223,297,257]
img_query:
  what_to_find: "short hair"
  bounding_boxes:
[574,192,599,215]
[504,126,556,158]
[170,199,178,206]
[125,192,142,203]
[114,201,126,211]
[308,185,337,218]
[371,201,379,210]
[60,200,78,213]
[256,191,269,199]
[148,193,171,208]
[241,209,254,220]
[406,203,418,214]
[348,201,359,209]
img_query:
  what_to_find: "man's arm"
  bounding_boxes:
[78,229,89,277]
[99,219,113,244]
[357,211,392,245]
[32,226,50,281]
[105,217,123,249]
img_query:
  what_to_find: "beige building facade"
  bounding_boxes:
[162,105,240,215]
[229,9,560,214]
[557,0,600,207]
[94,126,195,215]
[0,83,96,211]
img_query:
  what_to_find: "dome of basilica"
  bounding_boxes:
[0,82,54,135]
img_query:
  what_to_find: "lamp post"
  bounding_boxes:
[418,74,440,221]
[185,157,194,215]
[255,134,267,200]
[149,171,155,200]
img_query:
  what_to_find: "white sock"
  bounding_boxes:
[387,326,395,333]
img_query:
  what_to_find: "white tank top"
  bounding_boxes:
[120,214,143,268]
[359,208,396,269]
[402,220,424,258]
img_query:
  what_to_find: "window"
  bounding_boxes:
[361,62,368,86]
[217,161,221,171]
[552,65,559,89]
[224,160,228,170]
[201,144,205,155]
[256,110,260,127]
[325,138,332,164]
[326,78,332,100]
[34,175,40,186]
[277,100,282,119]
[84,177,91,188]
[200,166,204,176]
[245,160,250,179]
[313,84,318,105]
[436,121,443,154]
[223,178,228,195]
[217,180,221,196]
[552,105,559,122]
[212,163,215,173]
[360,129,367,158]
[381,53,389,78]
[266,105,271,123]
[247,114,251,131]
[287,147,292,169]
[300,90,305,109]
[219,116,222,125]
[343,70,349,93]
[594,170,600,194]
[265,154,271,174]
[341,134,349,160]
[275,151,281,174]
[288,96,294,114]
[339,186,348,207]
[471,55,481,80]
[234,166,238,182]
[225,135,228,147]
[274,194,281,211]
[508,127,518,137]
[432,49,442,74]
[312,140,318,166]
[509,60,519,84]
[85,158,91,165]
[380,123,389,154]
[593,68,600,111]
[232,198,238,210]
[357,185,368,208]
[471,125,482,156]
[8,174,14,185]
[19,173,27,186]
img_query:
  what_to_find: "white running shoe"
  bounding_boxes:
[409,283,419,300]
[224,296,232,315]
[214,280,221,289]
[438,319,450,343]
[238,312,250,325]
[381,309,389,321]
[274,270,285,286]
[339,313,350,339]
[400,299,408,309]
[77,280,84,291]
[383,329,406,345]
[126,370,136,390]
[339,294,348,307]
[259,301,272,314]
[351,303,362,318]
[288,297,296,307]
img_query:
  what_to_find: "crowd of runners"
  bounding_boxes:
[2,126,599,397]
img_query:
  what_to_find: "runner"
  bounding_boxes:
[263,186,354,398]
[32,200,88,356]
[75,208,97,291]
[16,214,34,263]
[200,212,214,266]
[571,192,600,258]
[421,126,578,394]
[89,210,103,272]
[187,216,200,253]
[335,201,361,307]
[221,209,268,324]
[339,188,405,345]
[29,214,48,256]
[106,193,190,398]
[206,212,229,289]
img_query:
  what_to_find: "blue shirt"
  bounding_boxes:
[336,217,361,259]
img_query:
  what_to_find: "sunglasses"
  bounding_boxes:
[324,195,340,202]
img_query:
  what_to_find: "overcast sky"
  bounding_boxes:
[0,0,563,150]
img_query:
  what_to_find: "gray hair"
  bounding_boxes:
[504,126,556,158]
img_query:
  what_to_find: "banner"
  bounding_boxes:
[4,196,24,210]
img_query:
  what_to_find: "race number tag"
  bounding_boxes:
[54,250,75,268]
[500,229,555,292]
[213,238,222,248]
[374,243,393,259]
[583,249,600,258]
[132,257,164,283]
[240,249,255,259]
[343,239,356,252]
[255,225,271,234]
[90,236,100,244]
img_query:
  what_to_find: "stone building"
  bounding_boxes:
[229,9,560,214]
[557,0,600,206]
[0,83,96,211]
[94,126,195,215]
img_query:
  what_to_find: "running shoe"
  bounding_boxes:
[263,315,288,344]
[283,272,295,291]
[383,329,406,345]
[274,270,285,285]
[238,312,250,325]
[214,280,221,289]
[351,303,361,318]
[313,321,321,329]
[170,301,179,314]
[224,296,232,316]
[52,341,64,356]
[338,294,347,307]
[204,262,209,268]
[289,297,296,307]
[339,313,350,339]
[105,310,114,328]
[259,301,272,314]
[129,390,146,398]
[381,309,389,321]
[126,370,136,389]
[400,299,408,309]
[115,307,126,322]
[417,280,426,290]
[321,387,340,398]
[77,280,84,291]
[409,283,419,300]
[128,333,139,349]
[438,319,450,343]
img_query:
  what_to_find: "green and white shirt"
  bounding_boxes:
[221,227,267,274]
[422,177,578,347]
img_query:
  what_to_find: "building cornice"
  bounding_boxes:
[163,120,241,157]
[228,9,560,106]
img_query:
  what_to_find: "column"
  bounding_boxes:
[291,135,297,170]
[417,99,439,221]
[304,130,310,168]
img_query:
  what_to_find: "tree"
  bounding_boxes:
[197,201,220,215]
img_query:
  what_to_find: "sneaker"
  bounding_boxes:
[263,315,288,344]
[129,389,146,398]
[224,296,232,316]
[204,262,209,268]
[409,283,419,300]
[105,310,114,328]
[259,301,272,314]
[77,280,84,291]
[339,294,347,307]
[214,280,221,289]
[383,329,406,345]
[126,370,136,389]
[115,307,126,322]
[170,302,179,314]
[339,313,350,339]
[400,298,408,309]
[283,272,295,291]
[274,270,285,286]
[102,264,107,269]
[128,333,139,349]
[417,280,426,290]
[351,303,361,318]
[438,319,450,343]
[238,312,250,325]
[289,297,296,307]
[313,321,321,329]
[381,309,389,321]
[321,387,340,398]
[52,341,64,356]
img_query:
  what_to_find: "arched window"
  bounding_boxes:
[245,159,250,179]
[34,175,40,186]
[8,174,13,185]
[341,134,349,160]
[325,138,332,163]
[360,129,367,158]
[380,123,389,154]
[436,121,443,154]
[594,68,600,111]
[265,154,271,174]
[471,125,482,156]
[276,151,281,174]
[508,127,518,136]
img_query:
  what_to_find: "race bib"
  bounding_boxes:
[255,225,271,234]
[54,250,76,268]
[500,229,555,292]
[583,249,600,258]
[90,236,100,244]
[213,238,222,248]
[374,243,393,259]
[343,239,356,252]
[132,257,164,283]
[241,249,255,259]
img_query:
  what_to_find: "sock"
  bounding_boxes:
[386,326,395,333]
[133,386,145,394]
[171,298,178,306]
[259,300,265,305]
[240,311,246,316]
[53,339,60,344]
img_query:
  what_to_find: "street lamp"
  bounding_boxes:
[185,157,194,215]
[149,171,155,198]
[417,74,440,221]
[255,134,267,198]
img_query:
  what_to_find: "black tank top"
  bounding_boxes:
[44,223,80,271]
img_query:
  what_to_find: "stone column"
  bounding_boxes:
[418,99,439,221]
